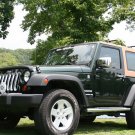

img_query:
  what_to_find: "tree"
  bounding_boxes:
[0,52,19,67]
[18,0,135,44]
[13,49,34,65]
[0,48,34,67]
[0,0,15,39]
[18,0,135,64]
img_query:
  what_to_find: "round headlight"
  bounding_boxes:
[23,71,31,82]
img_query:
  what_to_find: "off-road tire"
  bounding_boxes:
[126,102,135,129]
[0,115,20,129]
[34,89,80,135]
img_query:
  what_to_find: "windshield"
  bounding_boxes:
[44,43,96,66]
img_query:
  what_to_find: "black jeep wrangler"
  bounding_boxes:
[0,42,135,135]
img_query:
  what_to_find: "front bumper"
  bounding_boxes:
[0,93,43,107]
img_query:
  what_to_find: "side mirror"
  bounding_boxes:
[96,57,111,68]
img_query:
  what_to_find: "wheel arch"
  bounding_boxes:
[27,74,89,108]
[48,80,88,108]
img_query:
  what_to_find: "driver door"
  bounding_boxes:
[93,45,125,106]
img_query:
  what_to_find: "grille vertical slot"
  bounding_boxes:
[0,72,20,93]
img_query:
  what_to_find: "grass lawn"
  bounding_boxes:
[0,118,135,135]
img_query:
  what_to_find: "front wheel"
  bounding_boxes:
[34,89,80,135]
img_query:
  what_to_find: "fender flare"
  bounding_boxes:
[27,74,89,106]
[124,84,135,107]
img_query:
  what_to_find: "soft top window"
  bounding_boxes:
[126,51,135,71]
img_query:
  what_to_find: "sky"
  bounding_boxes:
[0,5,135,50]
[0,5,38,50]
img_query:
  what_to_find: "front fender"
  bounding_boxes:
[27,74,89,106]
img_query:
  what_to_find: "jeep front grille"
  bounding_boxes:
[0,73,20,93]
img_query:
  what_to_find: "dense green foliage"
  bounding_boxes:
[18,0,135,44]
[0,52,19,67]
[13,49,34,65]
[0,48,33,68]
[0,0,15,39]
[17,0,135,64]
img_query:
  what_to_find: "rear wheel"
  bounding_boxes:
[34,89,80,135]
[126,102,135,129]
[0,114,20,129]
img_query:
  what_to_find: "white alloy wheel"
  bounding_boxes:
[34,89,80,135]
[51,99,74,131]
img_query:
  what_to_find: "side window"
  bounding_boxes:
[126,52,135,71]
[99,46,121,69]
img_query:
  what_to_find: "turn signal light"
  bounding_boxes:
[43,78,49,85]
